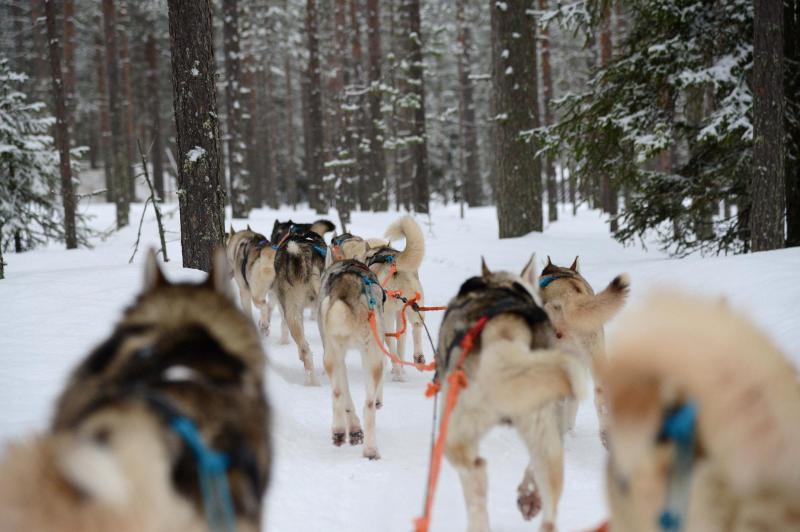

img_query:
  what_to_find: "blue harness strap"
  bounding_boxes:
[170,416,237,532]
[313,245,328,258]
[658,401,698,532]
[539,275,557,288]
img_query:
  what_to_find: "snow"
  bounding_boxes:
[1,201,799,531]
[186,146,206,163]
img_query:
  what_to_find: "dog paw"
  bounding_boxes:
[413,353,425,364]
[305,371,321,387]
[600,429,609,450]
[376,399,383,410]
[363,446,381,460]
[517,488,542,521]
[539,522,555,532]
[279,336,290,345]
[332,431,346,447]
[391,367,406,382]
[349,430,364,446]
[258,322,270,337]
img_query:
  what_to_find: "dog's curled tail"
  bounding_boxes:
[384,215,425,273]
[477,339,587,417]
[324,299,357,337]
[310,219,336,237]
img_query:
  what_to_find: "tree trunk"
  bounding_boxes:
[63,0,76,137]
[751,0,785,251]
[457,0,483,208]
[44,0,77,249]
[95,30,114,203]
[332,0,353,224]
[349,0,369,213]
[786,0,800,247]
[118,4,136,201]
[540,0,558,222]
[260,64,279,209]
[404,0,429,214]
[166,0,225,272]
[305,0,326,213]
[30,0,48,97]
[366,0,387,211]
[491,0,542,238]
[145,33,165,199]
[222,0,249,218]
[284,52,298,208]
[102,0,129,227]
[599,4,618,232]
[243,57,263,208]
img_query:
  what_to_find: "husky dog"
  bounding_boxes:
[602,293,800,532]
[0,250,270,532]
[331,216,427,381]
[226,225,278,335]
[273,230,328,385]
[318,248,387,459]
[436,257,586,532]
[538,257,629,440]
[270,218,335,244]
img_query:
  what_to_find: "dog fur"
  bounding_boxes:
[273,230,327,385]
[317,251,386,459]
[270,218,335,244]
[538,256,629,442]
[226,225,278,335]
[0,250,270,532]
[331,216,427,381]
[435,257,586,532]
[602,292,800,532]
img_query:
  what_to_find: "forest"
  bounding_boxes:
[0,0,797,271]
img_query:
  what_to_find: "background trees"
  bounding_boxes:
[0,0,796,263]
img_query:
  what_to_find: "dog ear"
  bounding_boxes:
[206,247,233,300]
[246,224,252,232]
[481,256,491,278]
[570,256,580,272]
[521,253,538,287]
[229,224,235,237]
[143,248,168,291]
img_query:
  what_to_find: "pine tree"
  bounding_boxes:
[305,0,326,213]
[223,0,250,218]
[492,1,542,238]
[457,0,483,208]
[403,0,429,213]
[166,0,225,272]
[145,33,165,199]
[366,0,388,210]
[1,57,87,274]
[787,0,800,248]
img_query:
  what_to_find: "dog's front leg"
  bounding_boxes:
[391,310,407,382]
[411,310,426,364]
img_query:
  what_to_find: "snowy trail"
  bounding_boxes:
[1,201,798,531]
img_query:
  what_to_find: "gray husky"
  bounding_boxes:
[0,250,270,532]
[435,257,585,532]
[273,230,327,385]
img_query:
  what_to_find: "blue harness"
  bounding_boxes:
[657,401,698,532]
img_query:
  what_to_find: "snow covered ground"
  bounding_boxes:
[1,200,798,531]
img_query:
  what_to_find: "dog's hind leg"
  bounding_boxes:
[239,286,253,321]
[323,337,356,447]
[360,338,385,460]
[445,402,494,532]
[516,410,564,532]
[285,302,319,386]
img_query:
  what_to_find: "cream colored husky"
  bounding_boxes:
[602,293,800,532]
[226,225,278,335]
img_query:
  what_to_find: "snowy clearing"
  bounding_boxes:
[1,201,798,531]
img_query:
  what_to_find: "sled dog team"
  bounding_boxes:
[1,216,799,532]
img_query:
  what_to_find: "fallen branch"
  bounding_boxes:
[137,139,169,262]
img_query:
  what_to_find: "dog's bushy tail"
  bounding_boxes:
[551,273,630,333]
[310,219,336,237]
[477,340,587,418]
[384,215,424,273]
[283,241,309,284]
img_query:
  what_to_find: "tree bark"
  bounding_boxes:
[30,0,48,97]
[166,0,225,272]
[63,0,76,137]
[457,0,483,208]
[118,4,136,200]
[305,0,326,213]
[102,0,129,227]
[222,0,249,218]
[404,0,429,214]
[44,0,77,249]
[95,30,114,203]
[332,0,353,223]
[366,0,387,211]
[259,64,279,209]
[540,0,557,222]
[491,0,542,238]
[242,55,263,208]
[349,0,369,213]
[786,0,800,247]
[599,4,618,232]
[284,51,298,208]
[145,33,165,199]
[751,0,785,251]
